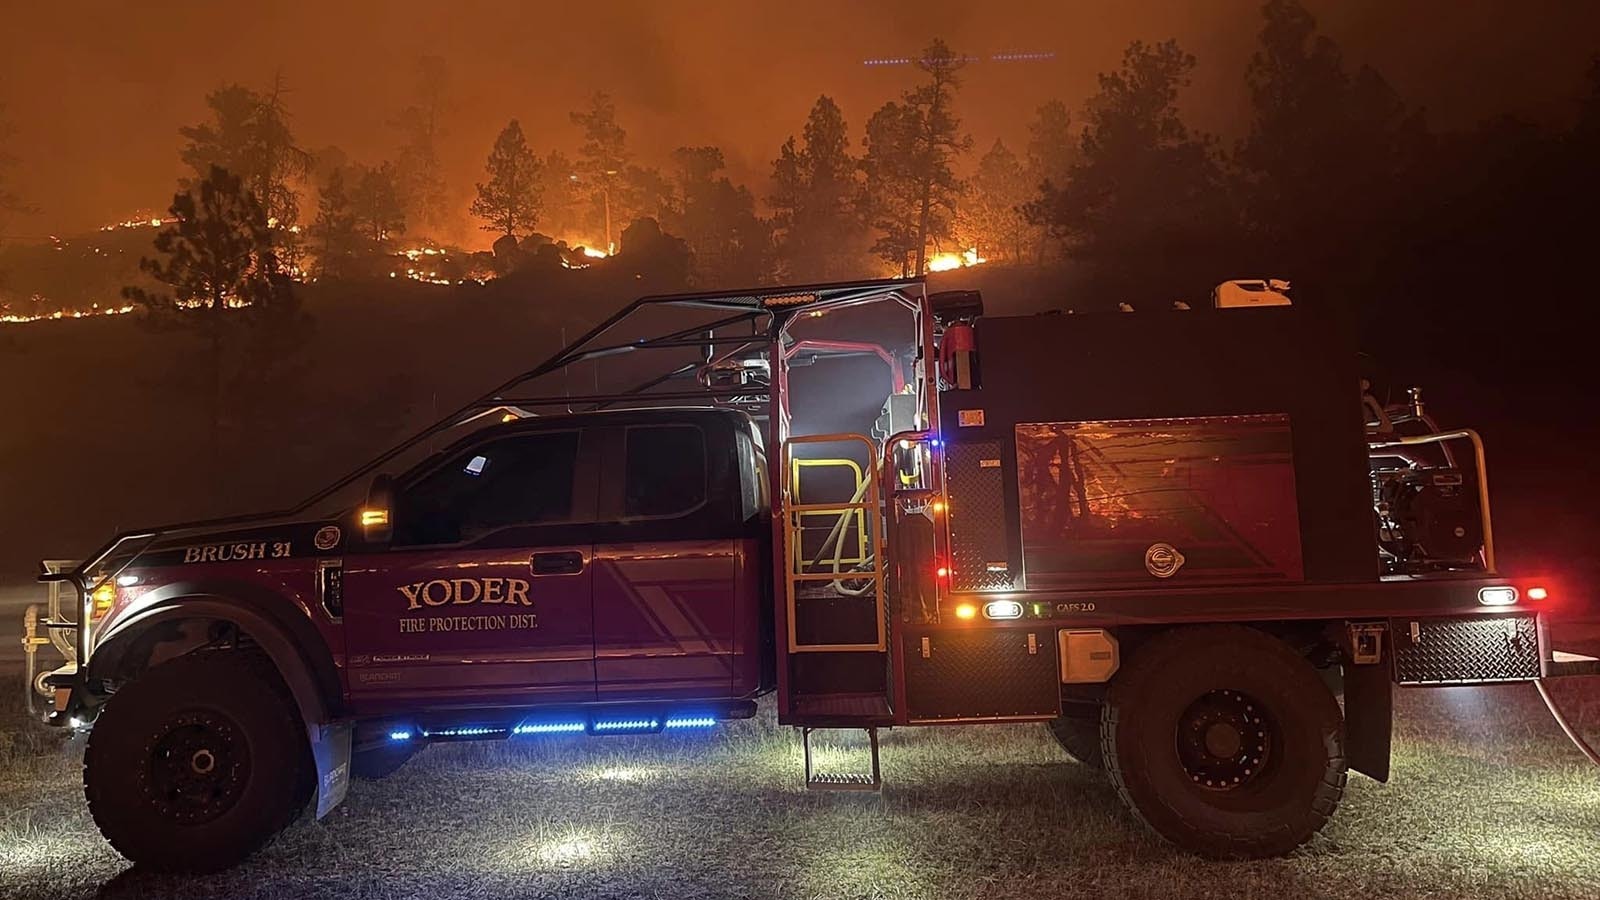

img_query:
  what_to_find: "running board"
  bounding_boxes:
[802,727,882,792]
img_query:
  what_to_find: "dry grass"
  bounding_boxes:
[1,672,1598,900]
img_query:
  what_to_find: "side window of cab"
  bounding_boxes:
[622,424,708,519]
[393,430,582,546]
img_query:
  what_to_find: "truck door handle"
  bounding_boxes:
[530,550,585,576]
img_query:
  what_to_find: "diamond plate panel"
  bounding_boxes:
[905,629,1060,720]
[1391,614,1540,684]
[945,440,1015,591]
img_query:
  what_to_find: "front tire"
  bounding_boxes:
[84,652,313,872]
[1103,625,1346,859]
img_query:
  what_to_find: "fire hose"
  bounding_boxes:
[1535,678,1600,767]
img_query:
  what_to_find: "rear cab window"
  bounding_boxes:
[623,424,708,519]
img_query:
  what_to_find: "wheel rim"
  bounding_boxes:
[143,710,250,825]
[1175,689,1276,791]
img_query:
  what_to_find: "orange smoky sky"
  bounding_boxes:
[2,0,1595,245]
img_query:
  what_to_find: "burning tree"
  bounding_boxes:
[470,119,542,239]
[123,165,308,480]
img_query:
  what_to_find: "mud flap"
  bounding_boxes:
[308,720,353,818]
[1343,662,1392,782]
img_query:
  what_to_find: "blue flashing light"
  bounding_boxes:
[663,716,718,729]
[592,718,660,733]
[389,730,413,741]
[513,721,587,735]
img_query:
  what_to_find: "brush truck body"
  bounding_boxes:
[36,278,1571,870]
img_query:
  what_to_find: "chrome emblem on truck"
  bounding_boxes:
[313,525,342,551]
[1145,543,1186,578]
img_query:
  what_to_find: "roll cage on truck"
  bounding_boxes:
[27,276,1598,872]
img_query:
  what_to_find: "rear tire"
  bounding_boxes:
[1047,714,1105,769]
[84,652,313,872]
[1103,625,1346,859]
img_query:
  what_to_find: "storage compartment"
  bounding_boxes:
[904,629,1059,721]
[1016,415,1304,589]
[1391,614,1541,684]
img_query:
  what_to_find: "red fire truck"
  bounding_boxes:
[33,277,1586,871]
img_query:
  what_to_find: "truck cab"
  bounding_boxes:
[341,407,770,713]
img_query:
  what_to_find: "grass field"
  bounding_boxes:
[2,672,1598,900]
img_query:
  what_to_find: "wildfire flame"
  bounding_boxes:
[926,247,986,273]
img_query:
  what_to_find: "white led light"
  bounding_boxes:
[592,718,659,732]
[1478,586,1518,606]
[663,716,717,729]
[983,599,1024,620]
[116,574,140,587]
[513,722,586,735]
[389,730,412,741]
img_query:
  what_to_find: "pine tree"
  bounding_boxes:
[470,120,542,238]
[311,168,360,277]
[1025,40,1233,298]
[959,139,1030,263]
[570,93,629,250]
[770,96,862,281]
[350,162,407,244]
[179,77,310,233]
[860,39,972,275]
[392,55,450,232]
[122,166,306,480]
[665,146,772,286]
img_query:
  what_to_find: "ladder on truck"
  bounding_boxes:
[781,433,889,790]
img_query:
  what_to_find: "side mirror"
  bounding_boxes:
[361,474,395,544]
